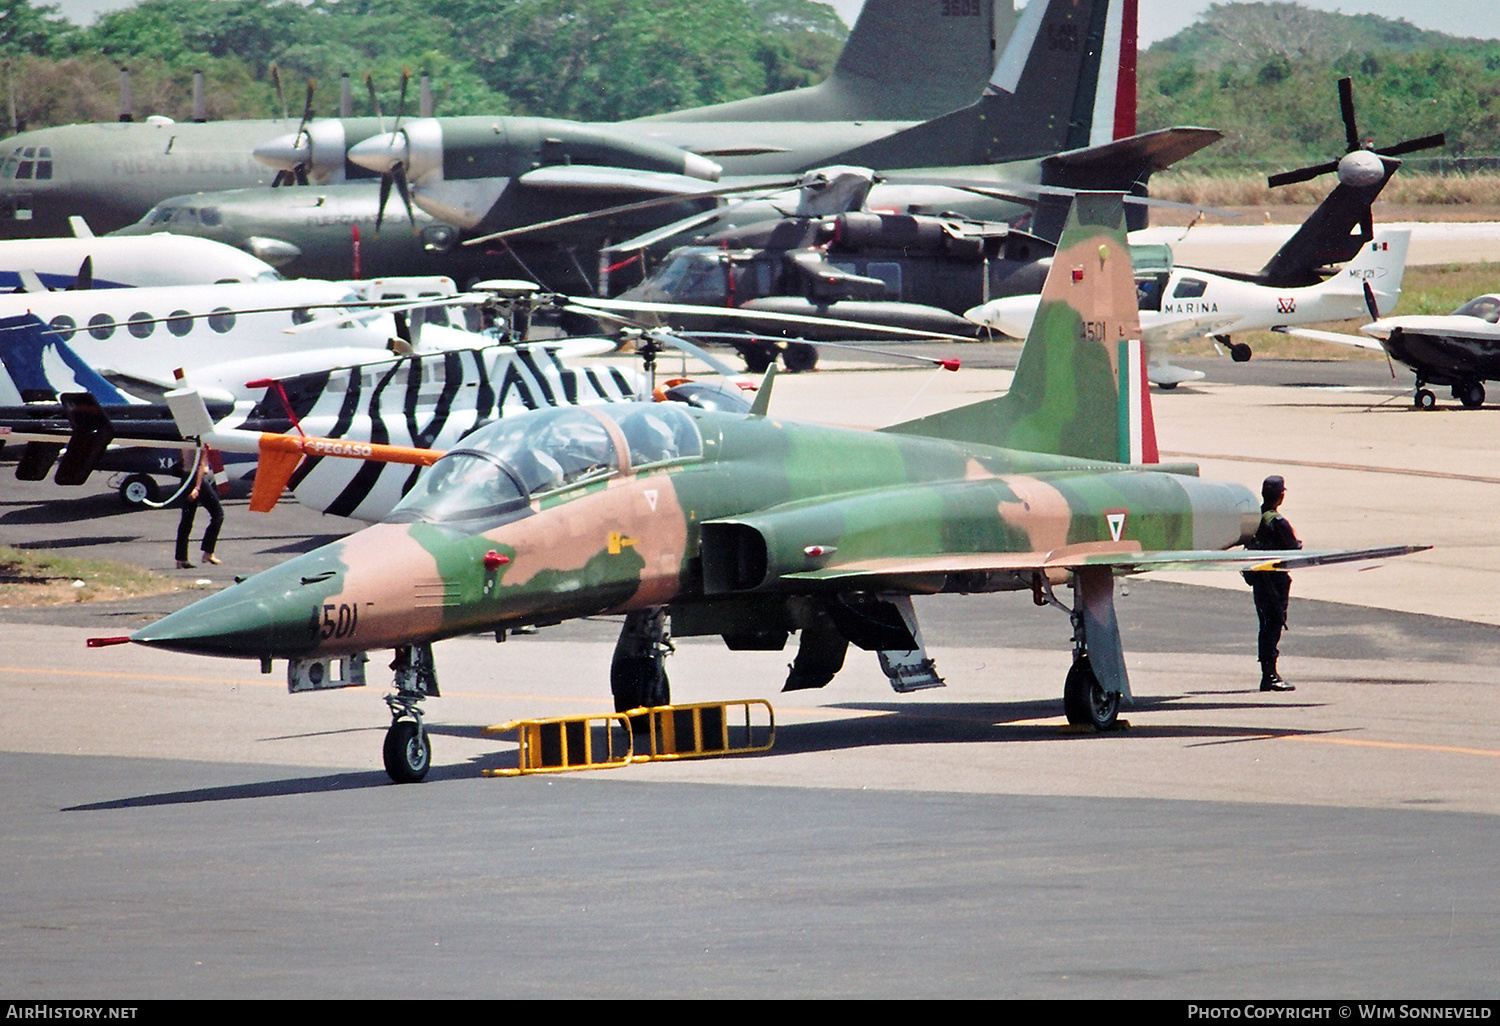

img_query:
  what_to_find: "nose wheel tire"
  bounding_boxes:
[383,720,431,783]
[1063,657,1120,731]
[1415,388,1436,409]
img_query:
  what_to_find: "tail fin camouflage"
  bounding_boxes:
[885,192,1157,464]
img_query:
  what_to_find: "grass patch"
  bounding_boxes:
[1151,171,1500,210]
[0,544,177,606]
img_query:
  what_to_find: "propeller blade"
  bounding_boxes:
[364,72,385,131]
[1339,77,1360,152]
[1378,133,1446,158]
[376,174,393,232]
[271,64,287,121]
[1362,280,1381,322]
[393,68,410,131]
[1267,160,1339,188]
[392,163,416,229]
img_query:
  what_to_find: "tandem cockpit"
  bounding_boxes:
[384,403,707,525]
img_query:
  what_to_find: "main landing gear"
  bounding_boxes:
[1412,379,1485,409]
[1034,567,1127,731]
[610,607,672,712]
[1215,334,1253,363]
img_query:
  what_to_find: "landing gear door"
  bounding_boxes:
[288,653,369,693]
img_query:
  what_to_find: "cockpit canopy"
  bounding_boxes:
[1452,295,1500,324]
[385,403,704,524]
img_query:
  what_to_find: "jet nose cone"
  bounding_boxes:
[348,132,407,174]
[252,132,310,172]
[131,550,344,659]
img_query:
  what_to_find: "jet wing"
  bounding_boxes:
[781,543,1428,590]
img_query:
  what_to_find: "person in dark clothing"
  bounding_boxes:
[176,452,224,569]
[1245,475,1300,691]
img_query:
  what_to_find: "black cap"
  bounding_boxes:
[1262,475,1286,500]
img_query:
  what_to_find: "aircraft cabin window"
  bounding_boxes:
[88,313,115,340]
[148,207,175,225]
[207,308,236,333]
[47,315,76,342]
[34,148,51,180]
[127,312,154,339]
[166,311,193,337]
[199,207,221,227]
[1172,278,1208,299]
[291,307,314,325]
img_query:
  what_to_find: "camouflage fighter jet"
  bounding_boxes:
[121,195,1424,783]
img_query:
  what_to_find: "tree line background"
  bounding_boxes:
[4,0,1500,172]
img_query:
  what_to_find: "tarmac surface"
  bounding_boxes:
[2,348,1497,999]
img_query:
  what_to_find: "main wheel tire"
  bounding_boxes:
[782,342,818,373]
[1063,657,1120,731]
[1459,381,1486,409]
[383,720,431,783]
[739,342,775,373]
[610,657,669,713]
[1230,342,1253,362]
[1156,381,1178,390]
[119,474,160,509]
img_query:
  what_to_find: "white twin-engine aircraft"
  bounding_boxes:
[966,229,1411,384]
[0,274,472,404]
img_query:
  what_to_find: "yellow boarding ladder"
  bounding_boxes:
[483,700,774,776]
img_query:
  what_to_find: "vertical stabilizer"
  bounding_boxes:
[832,0,1126,168]
[638,0,1008,124]
[1315,229,1410,312]
[885,193,1155,465]
[0,314,133,405]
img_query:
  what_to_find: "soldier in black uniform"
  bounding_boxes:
[1245,475,1299,692]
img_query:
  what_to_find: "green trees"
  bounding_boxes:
[2,0,850,128]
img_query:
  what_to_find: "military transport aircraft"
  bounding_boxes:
[1,0,1009,241]
[1278,294,1500,409]
[93,0,1189,298]
[113,195,1424,784]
